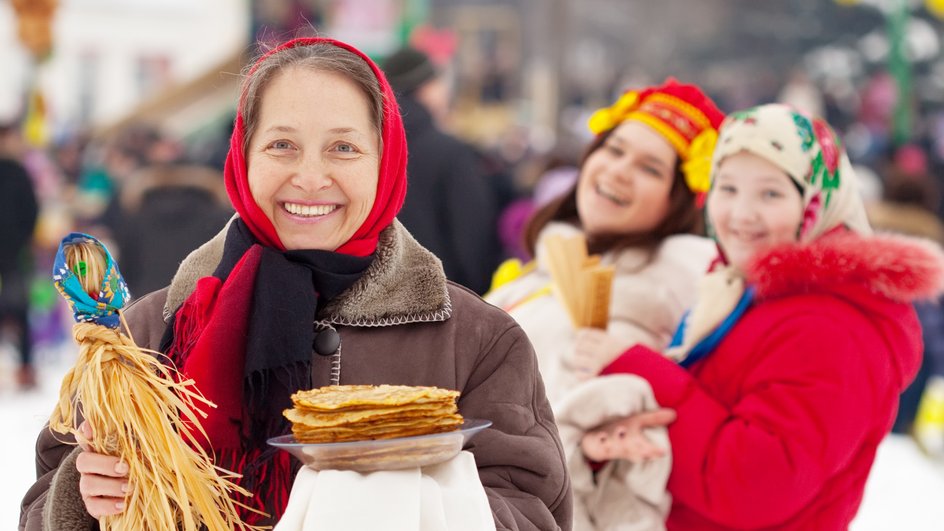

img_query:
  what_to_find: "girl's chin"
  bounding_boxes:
[725,245,768,270]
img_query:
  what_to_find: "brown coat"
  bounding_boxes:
[20,220,572,531]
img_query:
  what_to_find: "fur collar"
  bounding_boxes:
[163,218,451,325]
[748,230,944,303]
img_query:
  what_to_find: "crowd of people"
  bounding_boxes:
[8,33,944,531]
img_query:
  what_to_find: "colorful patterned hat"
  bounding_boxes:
[710,103,871,242]
[588,78,725,201]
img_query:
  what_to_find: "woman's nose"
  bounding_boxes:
[729,196,758,222]
[290,153,332,192]
[606,157,635,184]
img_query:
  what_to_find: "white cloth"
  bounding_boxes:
[275,451,496,531]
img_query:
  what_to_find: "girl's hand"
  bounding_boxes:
[569,328,632,380]
[580,408,677,463]
[75,421,129,518]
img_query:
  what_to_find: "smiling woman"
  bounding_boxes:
[486,79,724,405]
[597,103,944,530]
[246,67,380,251]
[708,151,805,270]
[576,120,676,237]
[485,78,724,530]
[21,37,572,531]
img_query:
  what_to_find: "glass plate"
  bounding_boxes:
[268,418,492,473]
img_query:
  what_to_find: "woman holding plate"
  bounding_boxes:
[21,37,571,530]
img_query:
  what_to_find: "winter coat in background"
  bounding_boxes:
[485,221,716,405]
[868,199,944,429]
[0,157,38,275]
[21,220,572,531]
[113,164,232,296]
[396,95,503,295]
[0,157,39,314]
[603,230,944,530]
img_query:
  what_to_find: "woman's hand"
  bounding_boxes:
[568,328,632,380]
[75,421,129,518]
[580,408,677,463]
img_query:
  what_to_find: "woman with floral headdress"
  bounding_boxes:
[486,79,724,406]
[583,103,944,530]
[20,37,571,530]
[484,80,723,530]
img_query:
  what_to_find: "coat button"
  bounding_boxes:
[313,329,340,357]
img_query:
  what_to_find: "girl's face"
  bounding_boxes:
[247,67,380,251]
[576,120,677,237]
[707,151,805,270]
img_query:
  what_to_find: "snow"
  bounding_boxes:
[3,345,943,529]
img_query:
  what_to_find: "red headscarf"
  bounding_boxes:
[223,37,408,257]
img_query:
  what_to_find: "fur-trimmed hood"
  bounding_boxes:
[163,217,451,325]
[748,230,944,303]
[747,229,941,392]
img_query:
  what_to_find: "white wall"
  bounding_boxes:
[0,0,249,132]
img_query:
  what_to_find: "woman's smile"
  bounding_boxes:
[281,201,341,220]
[727,226,767,243]
[594,182,630,206]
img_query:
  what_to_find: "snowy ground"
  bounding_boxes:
[3,343,944,529]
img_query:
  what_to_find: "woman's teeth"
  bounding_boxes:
[284,202,337,217]
[596,184,628,206]
[731,229,764,242]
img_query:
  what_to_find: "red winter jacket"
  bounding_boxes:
[602,231,944,530]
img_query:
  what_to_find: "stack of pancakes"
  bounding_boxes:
[284,384,464,443]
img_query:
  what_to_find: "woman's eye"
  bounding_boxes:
[762,189,783,199]
[269,140,293,150]
[604,144,623,156]
[336,143,357,153]
[718,184,736,194]
[642,165,663,177]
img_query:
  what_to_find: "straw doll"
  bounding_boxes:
[45,233,252,530]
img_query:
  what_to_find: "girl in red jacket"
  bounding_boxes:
[583,103,944,530]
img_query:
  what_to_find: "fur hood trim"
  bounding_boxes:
[163,218,451,326]
[748,230,944,303]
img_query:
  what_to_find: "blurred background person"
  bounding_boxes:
[866,153,944,456]
[381,45,504,294]
[112,163,232,296]
[0,121,39,390]
[486,79,724,528]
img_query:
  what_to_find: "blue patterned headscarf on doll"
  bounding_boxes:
[52,233,131,329]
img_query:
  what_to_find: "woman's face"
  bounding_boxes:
[707,151,805,270]
[576,120,677,237]
[247,67,380,251]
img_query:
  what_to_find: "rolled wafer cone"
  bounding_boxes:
[542,234,614,329]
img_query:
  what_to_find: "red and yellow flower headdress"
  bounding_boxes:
[588,78,725,205]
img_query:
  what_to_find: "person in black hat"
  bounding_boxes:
[382,46,503,294]
[0,122,39,390]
